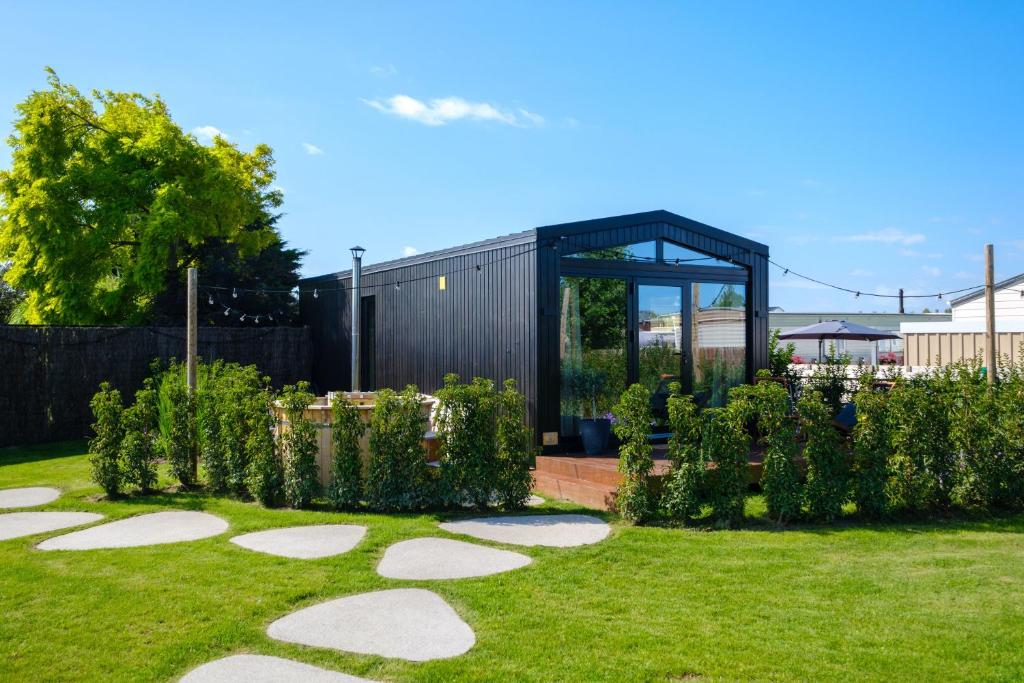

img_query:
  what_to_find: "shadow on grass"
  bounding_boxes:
[0,440,88,466]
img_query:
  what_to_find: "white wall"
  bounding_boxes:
[952,284,1024,321]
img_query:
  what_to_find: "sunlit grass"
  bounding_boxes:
[2,441,1023,682]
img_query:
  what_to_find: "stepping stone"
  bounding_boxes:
[180,654,378,682]
[0,486,61,508]
[377,537,531,580]
[37,510,228,550]
[0,512,103,542]
[527,495,544,507]
[230,525,367,559]
[440,514,611,547]
[267,588,475,662]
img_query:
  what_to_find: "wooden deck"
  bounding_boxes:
[533,447,768,511]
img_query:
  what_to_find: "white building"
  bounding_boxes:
[900,273,1024,366]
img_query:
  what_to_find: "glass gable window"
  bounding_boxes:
[566,241,657,262]
[663,241,742,268]
[565,238,743,269]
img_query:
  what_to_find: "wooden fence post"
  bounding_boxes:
[985,244,996,386]
[187,267,198,479]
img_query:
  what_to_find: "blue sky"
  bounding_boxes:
[2,1,1021,312]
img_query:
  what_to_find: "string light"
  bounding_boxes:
[223,307,230,316]
[239,314,246,322]
[769,259,984,301]
[207,294,214,305]
[313,288,319,299]
[232,288,238,299]
[395,281,401,291]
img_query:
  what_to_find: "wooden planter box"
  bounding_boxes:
[271,391,439,485]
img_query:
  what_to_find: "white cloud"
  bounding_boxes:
[921,265,942,277]
[953,270,972,280]
[849,268,874,277]
[370,64,398,78]
[192,125,228,143]
[362,94,544,127]
[835,228,925,245]
[302,142,324,155]
[401,246,420,257]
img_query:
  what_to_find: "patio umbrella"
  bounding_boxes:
[778,320,900,362]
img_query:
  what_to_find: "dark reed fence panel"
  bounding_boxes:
[0,325,311,447]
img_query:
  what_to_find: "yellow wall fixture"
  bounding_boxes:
[438,275,446,290]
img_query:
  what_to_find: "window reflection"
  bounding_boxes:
[692,283,747,407]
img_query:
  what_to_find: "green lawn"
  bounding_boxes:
[2,442,1023,682]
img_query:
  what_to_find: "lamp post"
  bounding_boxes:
[350,245,365,392]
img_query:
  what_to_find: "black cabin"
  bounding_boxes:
[300,210,769,452]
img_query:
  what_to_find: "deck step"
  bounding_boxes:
[534,456,624,487]
[532,470,618,511]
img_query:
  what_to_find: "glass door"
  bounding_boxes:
[638,283,685,426]
[691,282,747,407]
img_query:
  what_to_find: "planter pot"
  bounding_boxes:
[579,418,611,455]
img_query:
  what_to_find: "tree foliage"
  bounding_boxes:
[280,382,321,509]
[663,384,704,523]
[799,389,847,521]
[0,69,284,324]
[89,382,124,497]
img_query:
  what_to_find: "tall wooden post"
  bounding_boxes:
[186,267,198,479]
[985,244,996,385]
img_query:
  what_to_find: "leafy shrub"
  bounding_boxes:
[702,403,749,528]
[89,382,124,497]
[768,328,800,389]
[799,389,847,521]
[946,361,1003,507]
[120,379,160,493]
[613,383,657,523]
[328,397,366,510]
[245,386,283,506]
[365,386,432,511]
[886,373,954,510]
[662,384,704,523]
[734,380,801,524]
[806,346,853,417]
[197,362,229,491]
[280,382,321,509]
[222,366,271,494]
[851,375,890,518]
[436,374,499,508]
[159,367,197,488]
[494,379,535,510]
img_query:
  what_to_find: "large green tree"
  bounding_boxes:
[0,69,285,324]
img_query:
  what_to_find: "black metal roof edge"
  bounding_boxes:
[300,229,539,283]
[534,209,770,255]
[948,272,1024,307]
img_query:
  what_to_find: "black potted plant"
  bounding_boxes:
[573,366,611,455]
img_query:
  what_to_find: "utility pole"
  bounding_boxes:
[985,244,996,385]
[350,246,365,392]
[186,266,198,480]
[898,288,904,314]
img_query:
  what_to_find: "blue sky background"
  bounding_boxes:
[2,1,1021,312]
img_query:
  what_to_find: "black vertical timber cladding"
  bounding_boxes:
[300,233,540,426]
[301,210,769,446]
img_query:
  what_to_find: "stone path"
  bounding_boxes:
[527,494,545,507]
[0,486,62,508]
[38,510,228,550]
[230,525,367,559]
[267,588,475,662]
[440,514,611,547]
[179,654,379,682]
[0,512,103,541]
[377,537,531,580]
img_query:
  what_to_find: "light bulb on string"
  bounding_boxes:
[232,288,238,299]
[855,291,860,299]
[255,316,260,324]
[395,281,401,291]
[208,294,214,305]
[223,307,230,316]
[313,288,318,299]
[240,314,246,322]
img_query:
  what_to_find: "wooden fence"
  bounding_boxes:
[0,325,311,448]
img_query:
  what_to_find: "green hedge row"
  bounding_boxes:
[613,356,1024,528]
[89,365,535,512]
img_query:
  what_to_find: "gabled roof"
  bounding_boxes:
[535,209,769,254]
[949,272,1024,307]
[300,209,766,283]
